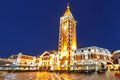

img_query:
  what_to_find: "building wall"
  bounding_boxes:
[38,50,57,71]
[71,46,112,70]
[8,52,36,66]
[112,50,120,70]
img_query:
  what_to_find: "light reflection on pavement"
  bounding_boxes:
[0,71,119,80]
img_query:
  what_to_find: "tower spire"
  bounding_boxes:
[64,3,71,16]
[67,3,70,9]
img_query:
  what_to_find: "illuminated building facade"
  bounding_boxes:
[38,50,57,71]
[112,50,120,70]
[72,46,112,71]
[8,52,36,66]
[58,4,77,70]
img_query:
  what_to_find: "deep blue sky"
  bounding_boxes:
[0,0,120,57]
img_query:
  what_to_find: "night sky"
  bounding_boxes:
[0,0,120,57]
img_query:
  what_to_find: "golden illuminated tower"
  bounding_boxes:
[58,4,77,70]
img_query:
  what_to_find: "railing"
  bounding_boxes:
[0,65,38,71]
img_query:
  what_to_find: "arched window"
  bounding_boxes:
[83,54,85,59]
[88,49,91,52]
[88,54,91,59]
[91,54,93,58]
[81,50,84,52]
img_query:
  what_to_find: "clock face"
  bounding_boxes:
[64,24,67,30]
[63,23,68,30]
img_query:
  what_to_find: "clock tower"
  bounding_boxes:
[58,4,77,70]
